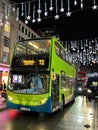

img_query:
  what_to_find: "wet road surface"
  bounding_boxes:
[56,96,98,130]
[0,96,98,130]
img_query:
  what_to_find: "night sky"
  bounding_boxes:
[10,0,98,41]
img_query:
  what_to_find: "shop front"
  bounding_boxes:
[0,63,9,90]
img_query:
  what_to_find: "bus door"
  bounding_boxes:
[51,74,59,108]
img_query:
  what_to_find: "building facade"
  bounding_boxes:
[0,0,41,87]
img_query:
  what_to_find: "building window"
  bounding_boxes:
[4,36,10,47]
[28,31,30,37]
[22,26,24,33]
[2,52,9,63]
[32,34,34,38]
[33,35,36,38]
[19,24,22,31]
[19,36,21,41]
[25,29,27,35]
[19,36,24,41]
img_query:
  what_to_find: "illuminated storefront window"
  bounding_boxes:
[4,23,10,33]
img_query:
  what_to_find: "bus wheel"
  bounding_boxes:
[60,95,64,110]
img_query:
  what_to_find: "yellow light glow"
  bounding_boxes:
[4,24,10,32]
[23,60,35,65]
[39,60,45,65]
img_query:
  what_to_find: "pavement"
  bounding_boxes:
[0,97,6,111]
[95,101,98,130]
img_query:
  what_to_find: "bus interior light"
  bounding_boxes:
[28,42,39,49]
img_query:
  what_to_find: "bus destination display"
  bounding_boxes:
[23,59,45,66]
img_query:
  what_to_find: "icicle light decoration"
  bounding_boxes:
[32,2,36,23]
[80,0,83,9]
[16,7,19,21]
[49,0,53,11]
[0,0,98,25]
[61,37,98,66]
[21,2,24,16]
[74,0,77,6]
[55,0,59,19]
[92,0,97,10]
[37,0,41,22]
[27,2,31,20]
[66,0,71,17]
[24,3,28,24]
[60,0,64,12]
[44,0,48,16]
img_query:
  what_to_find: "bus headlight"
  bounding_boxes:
[41,98,47,104]
[8,96,13,101]
[78,87,82,91]
[87,89,92,93]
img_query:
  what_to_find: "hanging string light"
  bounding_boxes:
[81,40,83,49]
[74,0,77,6]
[55,0,59,19]
[92,0,97,10]
[7,7,10,22]
[27,2,31,20]
[32,2,36,23]
[16,7,19,21]
[21,2,24,16]
[4,0,98,24]
[4,6,10,24]
[77,41,80,53]
[80,0,83,9]
[37,13,41,22]
[62,37,98,66]
[44,0,48,16]
[60,0,64,12]
[37,0,41,14]
[66,0,71,17]
[24,3,28,24]
[49,0,53,11]
[37,0,41,22]
[5,5,8,20]
[85,39,88,47]
[0,13,3,26]
[12,6,15,12]
[83,42,86,53]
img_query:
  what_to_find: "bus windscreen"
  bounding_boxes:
[15,39,51,55]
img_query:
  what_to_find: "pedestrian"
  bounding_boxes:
[4,82,6,89]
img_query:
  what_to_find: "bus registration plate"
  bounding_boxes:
[20,107,30,111]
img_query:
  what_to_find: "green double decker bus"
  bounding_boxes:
[6,36,76,113]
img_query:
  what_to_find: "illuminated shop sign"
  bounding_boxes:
[0,67,9,72]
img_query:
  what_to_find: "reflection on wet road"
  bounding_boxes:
[0,96,97,130]
[56,96,97,130]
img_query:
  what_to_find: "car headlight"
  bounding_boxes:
[87,89,92,93]
[78,87,82,91]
